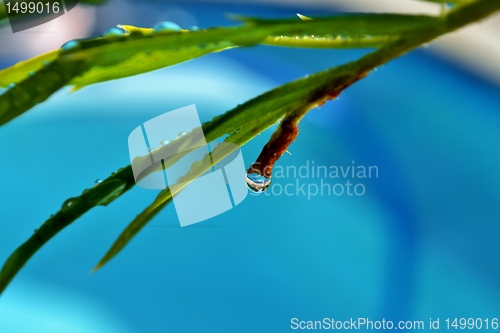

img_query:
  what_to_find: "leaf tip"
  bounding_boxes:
[297,13,313,21]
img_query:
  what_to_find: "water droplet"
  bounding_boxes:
[153,21,181,33]
[62,197,78,210]
[28,71,36,77]
[148,148,155,153]
[159,140,170,147]
[94,179,103,186]
[245,172,272,193]
[43,60,51,66]
[177,131,186,138]
[445,2,454,9]
[104,27,125,37]
[82,188,89,193]
[7,83,16,90]
[189,26,199,31]
[61,40,80,52]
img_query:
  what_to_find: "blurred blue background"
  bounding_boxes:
[0,1,499,332]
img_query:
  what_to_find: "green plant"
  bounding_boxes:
[0,0,498,295]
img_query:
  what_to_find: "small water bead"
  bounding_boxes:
[61,40,80,52]
[94,179,103,186]
[189,26,199,31]
[104,27,125,37]
[28,71,36,77]
[62,197,79,209]
[159,140,170,147]
[245,172,272,193]
[153,21,181,33]
[7,83,16,90]
[148,148,155,153]
[43,60,51,66]
[177,131,186,138]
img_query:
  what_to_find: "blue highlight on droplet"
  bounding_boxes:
[61,40,80,52]
[245,172,272,193]
[104,27,126,37]
[159,140,170,147]
[153,21,181,33]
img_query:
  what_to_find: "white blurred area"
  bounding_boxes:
[0,0,499,85]
[0,2,95,59]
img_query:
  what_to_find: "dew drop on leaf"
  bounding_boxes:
[245,172,272,193]
[94,179,103,186]
[61,40,80,52]
[177,131,186,138]
[103,27,125,37]
[153,21,181,33]
[159,140,170,147]
[62,197,79,210]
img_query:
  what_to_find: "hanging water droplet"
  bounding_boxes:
[61,40,80,52]
[177,131,186,138]
[153,21,181,33]
[159,139,170,147]
[104,27,125,37]
[245,172,272,193]
[94,179,103,186]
